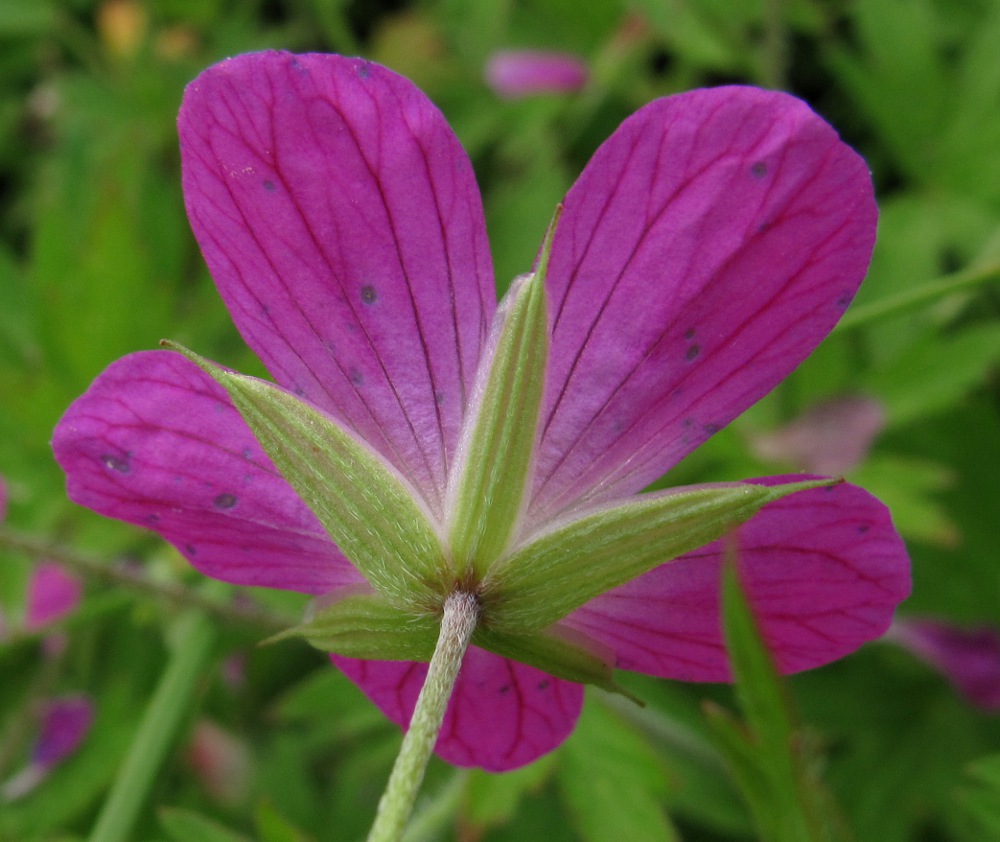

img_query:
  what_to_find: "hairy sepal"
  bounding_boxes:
[484,478,835,632]
[445,212,556,580]
[165,343,448,609]
[267,585,439,661]
[473,622,640,702]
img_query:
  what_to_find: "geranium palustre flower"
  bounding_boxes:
[54,52,909,771]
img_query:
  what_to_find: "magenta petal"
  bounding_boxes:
[564,479,910,681]
[533,86,877,520]
[332,647,584,771]
[52,351,362,595]
[180,51,495,514]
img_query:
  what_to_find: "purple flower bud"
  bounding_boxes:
[485,50,588,98]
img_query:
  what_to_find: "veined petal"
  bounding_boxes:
[179,51,495,515]
[333,648,584,771]
[52,351,362,595]
[533,86,877,521]
[563,479,910,681]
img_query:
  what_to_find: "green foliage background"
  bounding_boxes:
[1,0,999,839]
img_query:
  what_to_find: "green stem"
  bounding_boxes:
[0,527,294,632]
[836,260,1000,331]
[88,610,216,842]
[367,592,479,842]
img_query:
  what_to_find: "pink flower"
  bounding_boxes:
[749,395,886,475]
[889,619,1000,711]
[53,52,909,771]
[484,50,588,98]
[25,562,82,632]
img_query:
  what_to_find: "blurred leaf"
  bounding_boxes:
[159,808,252,842]
[462,756,554,831]
[0,0,56,35]
[863,324,1000,429]
[557,696,679,842]
[254,800,316,842]
[705,558,852,842]
[951,754,1000,839]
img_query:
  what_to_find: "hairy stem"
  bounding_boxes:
[367,592,479,842]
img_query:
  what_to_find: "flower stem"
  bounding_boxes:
[367,592,479,842]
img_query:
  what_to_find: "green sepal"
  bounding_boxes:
[265,585,439,661]
[445,209,557,581]
[164,342,448,610]
[483,478,835,632]
[473,622,642,704]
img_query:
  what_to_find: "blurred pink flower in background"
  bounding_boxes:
[888,619,1000,711]
[185,719,253,806]
[2,695,94,800]
[485,49,588,98]
[749,395,886,475]
[25,562,82,632]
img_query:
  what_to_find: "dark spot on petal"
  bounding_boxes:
[685,344,701,362]
[858,524,870,534]
[146,514,161,524]
[261,304,271,316]
[357,62,372,79]
[684,328,696,340]
[758,220,772,233]
[263,179,276,192]
[682,417,694,428]
[836,293,853,310]
[242,447,254,460]
[498,684,511,694]
[361,285,378,305]
[101,454,131,474]
[214,402,226,413]
[294,386,306,398]
[537,680,550,691]
[214,493,238,510]
[185,544,197,555]
[350,368,364,385]
[704,423,721,434]
[435,391,445,404]
[751,161,768,178]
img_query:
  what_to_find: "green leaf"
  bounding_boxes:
[462,759,554,832]
[558,698,680,842]
[472,622,639,700]
[483,478,830,632]
[707,558,853,842]
[268,585,439,661]
[165,343,449,611]
[255,800,317,842]
[446,212,554,580]
[951,754,1000,839]
[159,808,252,842]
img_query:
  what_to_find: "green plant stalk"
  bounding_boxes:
[0,527,294,632]
[88,610,216,842]
[367,592,479,842]
[836,260,1000,330]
